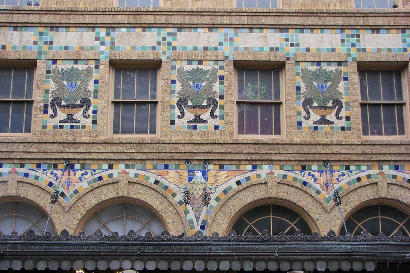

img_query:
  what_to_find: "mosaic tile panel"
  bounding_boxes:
[42,60,99,130]
[296,62,350,131]
[170,60,225,130]
[0,163,408,234]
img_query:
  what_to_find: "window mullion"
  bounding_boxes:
[119,103,122,134]
[134,103,137,134]
[147,103,151,134]
[365,71,369,102]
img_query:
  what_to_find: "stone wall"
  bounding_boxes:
[0,4,408,237]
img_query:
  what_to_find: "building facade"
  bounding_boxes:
[0,0,409,272]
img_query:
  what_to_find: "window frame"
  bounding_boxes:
[234,61,285,139]
[117,0,160,8]
[109,61,161,137]
[236,0,279,9]
[0,0,40,6]
[354,0,399,9]
[358,62,409,139]
[0,62,36,136]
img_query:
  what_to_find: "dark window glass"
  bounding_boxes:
[381,71,395,100]
[113,68,157,134]
[341,205,409,236]
[237,69,281,135]
[120,103,135,134]
[0,102,10,133]
[232,204,312,236]
[382,104,397,135]
[0,69,12,99]
[10,102,25,133]
[367,71,381,100]
[368,104,383,135]
[135,104,149,134]
[360,70,405,136]
[0,68,34,133]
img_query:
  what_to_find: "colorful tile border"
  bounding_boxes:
[0,163,408,234]
[0,27,408,62]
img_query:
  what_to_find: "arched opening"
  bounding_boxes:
[340,204,409,236]
[231,204,312,236]
[0,202,55,235]
[81,202,165,236]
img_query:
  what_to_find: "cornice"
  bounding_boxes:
[0,9,409,28]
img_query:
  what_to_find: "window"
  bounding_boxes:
[355,0,396,8]
[0,202,55,235]
[236,0,277,8]
[359,70,405,136]
[0,67,34,133]
[82,203,165,236]
[341,205,409,236]
[232,204,312,236]
[237,68,281,135]
[118,0,159,8]
[0,0,40,6]
[113,67,158,134]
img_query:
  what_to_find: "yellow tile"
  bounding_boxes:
[314,29,319,34]
[147,164,153,169]
[48,125,53,129]
[290,29,295,34]
[39,27,44,31]
[274,165,280,170]
[336,48,342,53]
[203,61,208,65]
[6,45,11,50]
[280,38,285,42]
[319,193,325,199]
[360,29,365,34]
[342,183,348,189]
[325,126,330,131]
[333,165,339,170]
[346,29,350,34]
[303,126,308,130]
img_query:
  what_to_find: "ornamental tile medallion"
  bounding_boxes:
[296,62,350,131]
[42,60,99,130]
[170,61,224,130]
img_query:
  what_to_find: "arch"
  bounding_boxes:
[69,176,185,235]
[339,202,409,236]
[328,177,409,234]
[0,201,56,235]
[0,176,62,233]
[207,178,327,235]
